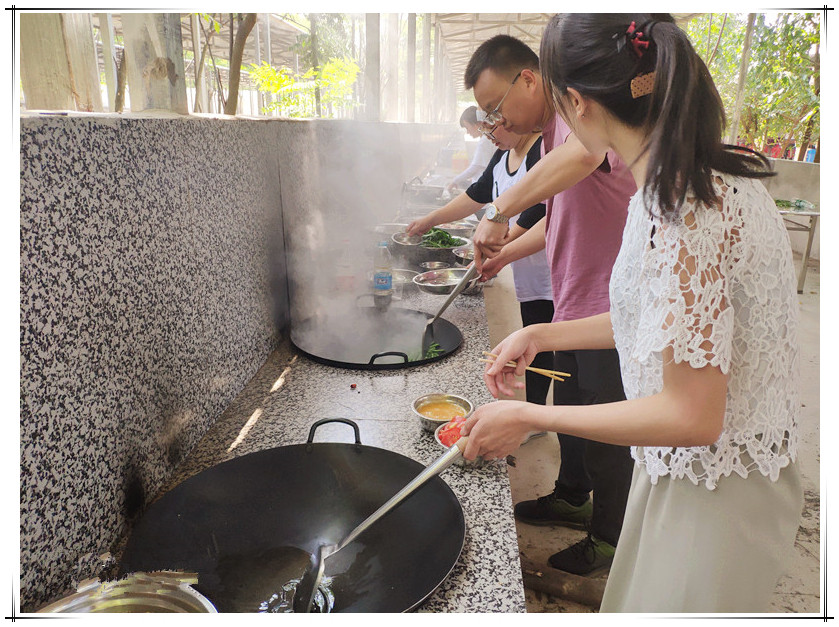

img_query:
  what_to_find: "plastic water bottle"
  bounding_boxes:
[373,241,393,310]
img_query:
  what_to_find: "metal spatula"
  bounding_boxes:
[292,437,469,613]
[421,264,479,354]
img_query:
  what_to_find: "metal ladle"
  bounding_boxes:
[292,436,469,613]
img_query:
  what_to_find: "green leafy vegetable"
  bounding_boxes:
[408,342,445,362]
[424,342,444,358]
[421,228,465,249]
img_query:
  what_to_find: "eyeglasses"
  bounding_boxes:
[479,71,522,140]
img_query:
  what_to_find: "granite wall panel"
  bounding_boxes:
[19,115,283,610]
[19,114,453,611]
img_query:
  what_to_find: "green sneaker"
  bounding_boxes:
[548,534,616,575]
[513,492,593,529]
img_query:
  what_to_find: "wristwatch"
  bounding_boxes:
[485,203,509,224]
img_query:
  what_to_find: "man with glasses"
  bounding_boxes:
[479,70,522,141]
[463,34,637,577]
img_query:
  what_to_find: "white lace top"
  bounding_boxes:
[609,172,799,490]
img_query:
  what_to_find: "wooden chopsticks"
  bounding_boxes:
[480,352,571,382]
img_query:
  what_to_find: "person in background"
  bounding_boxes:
[408,126,555,411]
[463,13,803,612]
[464,34,636,576]
[446,106,496,194]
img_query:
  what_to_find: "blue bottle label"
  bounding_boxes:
[373,272,392,290]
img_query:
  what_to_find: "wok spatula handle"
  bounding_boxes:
[336,436,468,552]
[428,264,478,326]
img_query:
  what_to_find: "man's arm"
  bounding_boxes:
[472,133,605,272]
[479,218,546,281]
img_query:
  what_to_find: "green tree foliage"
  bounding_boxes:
[248,57,360,117]
[684,12,820,156]
[249,13,360,118]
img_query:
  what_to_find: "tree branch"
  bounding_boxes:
[708,14,727,64]
[224,13,257,115]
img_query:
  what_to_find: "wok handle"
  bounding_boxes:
[306,418,362,445]
[369,351,409,364]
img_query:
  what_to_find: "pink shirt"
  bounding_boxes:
[541,115,637,322]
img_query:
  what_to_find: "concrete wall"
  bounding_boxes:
[762,159,820,260]
[19,114,454,611]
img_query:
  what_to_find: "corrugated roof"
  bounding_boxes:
[435,13,552,91]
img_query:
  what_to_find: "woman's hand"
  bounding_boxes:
[406,216,434,237]
[460,400,534,461]
[479,254,505,281]
[483,327,542,398]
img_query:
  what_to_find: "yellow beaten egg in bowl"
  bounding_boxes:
[412,393,473,433]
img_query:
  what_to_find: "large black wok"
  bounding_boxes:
[119,419,466,613]
[291,306,462,370]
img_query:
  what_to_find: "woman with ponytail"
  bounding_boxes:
[462,14,803,612]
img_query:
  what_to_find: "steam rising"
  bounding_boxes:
[282,121,452,366]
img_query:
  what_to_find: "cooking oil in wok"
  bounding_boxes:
[211,545,334,613]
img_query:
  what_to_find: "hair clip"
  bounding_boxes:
[625,21,651,58]
[630,72,655,98]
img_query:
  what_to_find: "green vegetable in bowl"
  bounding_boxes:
[422,228,465,249]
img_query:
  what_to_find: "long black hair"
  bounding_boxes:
[540,13,773,217]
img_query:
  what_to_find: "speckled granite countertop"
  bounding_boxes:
[157,286,526,613]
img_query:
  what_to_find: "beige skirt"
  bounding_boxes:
[600,459,803,613]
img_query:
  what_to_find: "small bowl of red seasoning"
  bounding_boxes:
[434,416,484,467]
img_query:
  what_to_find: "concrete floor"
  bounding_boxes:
[482,256,820,614]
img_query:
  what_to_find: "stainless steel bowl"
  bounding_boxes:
[391,233,471,269]
[438,221,476,239]
[394,268,419,291]
[413,268,479,295]
[420,261,451,271]
[372,223,409,239]
[392,232,423,246]
[452,246,474,267]
[434,423,485,467]
[37,573,217,613]
[412,393,473,433]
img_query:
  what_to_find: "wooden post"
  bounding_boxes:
[382,13,399,121]
[122,13,188,114]
[407,13,416,123]
[190,13,208,113]
[364,13,381,121]
[422,15,431,122]
[255,15,264,114]
[62,13,103,112]
[433,21,442,122]
[263,13,273,114]
[20,13,102,111]
[728,13,755,145]
[97,13,117,111]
